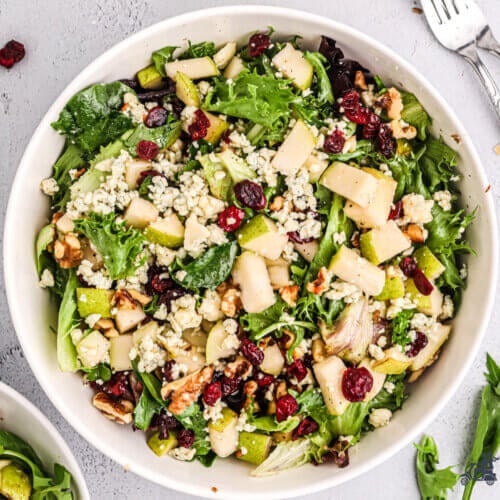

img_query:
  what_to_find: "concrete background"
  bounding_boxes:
[0,0,499,498]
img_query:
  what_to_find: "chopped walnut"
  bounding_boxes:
[306,266,330,295]
[279,329,296,350]
[54,233,83,269]
[275,380,288,400]
[112,289,138,310]
[377,87,403,120]
[95,318,114,330]
[224,356,253,380]
[243,380,259,409]
[279,285,299,307]
[220,287,242,317]
[405,223,425,243]
[162,366,213,415]
[390,119,417,140]
[354,70,368,90]
[127,289,152,305]
[269,196,285,211]
[312,338,327,363]
[92,392,134,424]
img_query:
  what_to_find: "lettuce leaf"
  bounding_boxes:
[304,51,334,103]
[151,45,177,77]
[391,309,415,349]
[123,119,181,155]
[74,212,145,280]
[175,403,212,458]
[400,91,432,141]
[251,439,311,477]
[181,41,216,59]
[419,137,458,192]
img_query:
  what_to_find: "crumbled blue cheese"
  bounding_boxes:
[368,344,385,360]
[169,446,196,461]
[433,190,452,211]
[39,269,55,288]
[40,178,59,196]
[383,381,395,394]
[134,334,167,373]
[227,131,255,155]
[168,295,202,333]
[199,290,224,322]
[222,319,240,350]
[440,295,454,320]
[386,297,416,319]
[368,408,392,427]
[123,92,146,123]
[333,231,347,245]
[148,176,178,213]
[77,260,113,289]
[85,313,102,328]
[180,105,198,131]
[236,411,256,432]
[116,259,149,292]
[325,280,362,304]
[400,194,434,224]
[203,399,226,423]
[70,328,84,345]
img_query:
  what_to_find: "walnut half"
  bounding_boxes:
[54,233,83,269]
[92,392,134,424]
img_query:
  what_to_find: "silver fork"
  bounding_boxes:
[421,0,500,120]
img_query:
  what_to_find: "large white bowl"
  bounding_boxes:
[4,6,498,499]
[0,382,90,500]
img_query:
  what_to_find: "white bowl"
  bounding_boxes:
[0,382,90,500]
[4,6,498,499]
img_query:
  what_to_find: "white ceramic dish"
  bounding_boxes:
[0,382,90,500]
[4,6,498,499]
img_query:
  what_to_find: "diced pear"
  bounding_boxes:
[320,162,378,207]
[76,330,110,368]
[184,214,210,251]
[133,321,160,345]
[272,120,316,176]
[175,71,200,107]
[294,240,319,263]
[313,355,350,415]
[114,307,146,333]
[182,328,208,348]
[360,221,411,264]
[208,407,239,457]
[76,288,113,318]
[359,358,386,401]
[272,43,313,90]
[148,430,178,456]
[125,159,152,189]
[214,42,237,69]
[216,149,256,183]
[344,168,397,229]
[204,111,229,144]
[165,56,220,80]
[137,65,163,89]
[266,259,291,289]
[172,346,206,373]
[303,154,329,182]
[124,197,159,229]
[237,432,272,465]
[109,334,134,372]
[373,346,411,374]
[232,251,276,313]
[0,463,32,500]
[414,246,445,280]
[223,56,245,79]
[144,214,185,248]
[272,431,293,443]
[205,321,238,364]
[405,279,443,317]
[236,215,288,260]
[375,276,405,301]
[260,343,285,376]
[328,245,386,296]
[411,323,451,371]
[199,154,232,200]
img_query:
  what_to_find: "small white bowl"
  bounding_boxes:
[3,6,498,499]
[0,382,89,500]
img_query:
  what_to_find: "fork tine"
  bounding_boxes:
[421,0,445,25]
[439,0,457,18]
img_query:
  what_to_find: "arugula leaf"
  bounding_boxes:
[391,309,415,349]
[368,374,408,412]
[131,359,165,405]
[462,353,500,500]
[56,270,79,372]
[151,45,177,77]
[74,212,145,280]
[175,403,212,458]
[327,139,373,162]
[419,137,458,192]
[0,430,44,469]
[134,390,164,431]
[181,41,216,59]
[415,435,459,500]
[52,82,133,153]
[81,363,112,382]
[32,463,73,500]
[240,299,288,335]
[123,120,181,155]
[400,91,432,141]
[137,175,155,199]
[304,52,334,103]
[204,72,301,129]
[294,292,344,327]
[173,241,238,290]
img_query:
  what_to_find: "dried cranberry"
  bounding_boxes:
[188,109,210,141]
[240,339,264,366]
[101,373,131,398]
[276,394,299,422]
[388,200,404,220]
[292,417,318,440]
[162,360,176,382]
[218,206,245,232]
[362,112,381,139]
[224,390,247,413]
[406,331,429,357]
[287,359,308,382]
[323,130,345,153]
[203,381,222,406]
[151,412,179,440]
[221,129,231,143]
[234,180,267,210]
[149,274,174,294]
[345,106,370,125]
[413,268,434,295]
[0,40,25,69]
[177,429,195,448]
[287,231,314,244]
[136,140,159,160]
[248,33,270,57]
[137,169,166,188]
[157,288,188,310]
[257,373,275,387]
[144,106,168,128]
[303,353,313,369]
[378,124,396,158]
[221,376,242,396]
[399,257,417,277]
[341,90,360,112]
[168,96,185,116]
[341,367,373,402]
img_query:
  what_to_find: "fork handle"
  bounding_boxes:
[459,45,500,121]
[477,29,500,59]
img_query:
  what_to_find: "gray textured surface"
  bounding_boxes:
[0,0,499,498]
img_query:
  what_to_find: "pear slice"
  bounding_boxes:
[109,334,134,372]
[165,56,219,80]
[272,120,316,176]
[144,214,185,248]
[232,251,276,313]
[414,246,445,280]
[205,321,238,365]
[272,43,313,90]
[313,355,350,415]
[124,197,159,229]
[132,321,160,345]
[294,240,319,263]
[328,245,386,296]
[360,221,411,264]
[208,407,239,457]
[237,432,272,465]
[0,463,32,500]
[260,343,285,376]
[236,215,288,260]
[114,307,146,333]
[410,323,451,371]
[76,288,113,318]
[303,154,329,182]
[76,330,110,368]
[321,162,379,207]
[184,214,210,253]
[373,346,411,374]
[137,65,163,89]
[359,358,386,401]
[223,56,245,79]
[148,430,178,456]
[375,276,405,301]
[171,346,206,373]
[199,154,232,200]
[175,71,200,107]
[266,259,291,289]
[125,159,152,189]
[214,42,237,69]
[204,111,229,144]
[405,279,443,317]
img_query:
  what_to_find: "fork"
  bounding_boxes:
[421,0,500,120]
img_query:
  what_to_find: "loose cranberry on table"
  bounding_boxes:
[406,331,429,357]
[0,40,25,69]
[144,106,168,128]
[275,394,299,422]
[136,140,159,160]
[188,109,210,141]
[341,366,373,402]
[240,339,264,366]
[248,33,270,57]
[234,180,267,210]
[218,205,245,232]
[323,129,345,153]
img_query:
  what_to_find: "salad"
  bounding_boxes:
[0,430,73,499]
[36,30,474,475]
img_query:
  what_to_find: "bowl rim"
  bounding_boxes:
[0,382,91,500]
[3,5,499,499]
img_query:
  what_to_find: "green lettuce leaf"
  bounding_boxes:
[304,51,334,104]
[251,439,311,477]
[35,224,55,275]
[181,41,216,59]
[391,309,415,349]
[151,45,177,77]
[123,119,182,155]
[240,299,288,335]
[175,403,212,458]
[400,91,432,141]
[419,137,458,192]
